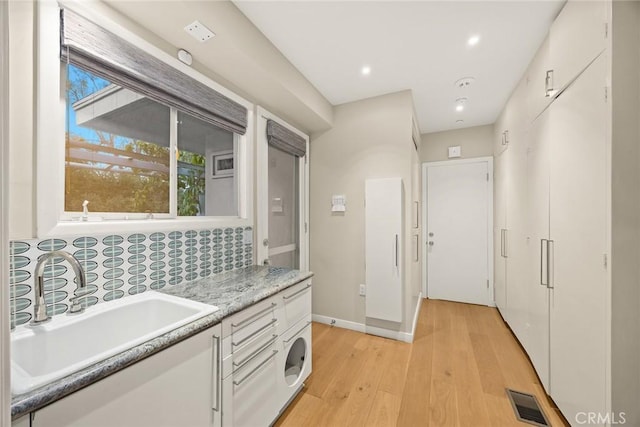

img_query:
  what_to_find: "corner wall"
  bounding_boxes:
[611,1,640,423]
[310,91,419,334]
[420,124,494,163]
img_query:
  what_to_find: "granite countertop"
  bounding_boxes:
[11,265,313,419]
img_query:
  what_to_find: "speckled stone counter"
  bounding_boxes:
[11,265,313,420]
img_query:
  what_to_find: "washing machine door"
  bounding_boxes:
[279,316,312,407]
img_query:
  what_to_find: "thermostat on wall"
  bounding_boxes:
[448,146,461,158]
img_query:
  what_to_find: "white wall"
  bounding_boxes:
[8,0,35,239]
[310,91,420,334]
[611,1,640,424]
[420,124,494,163]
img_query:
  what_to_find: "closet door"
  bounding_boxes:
[548,53,607,423]
[494,151,508,315]
[525,106,551,392]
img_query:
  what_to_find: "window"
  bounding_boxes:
[64,64,238,218]
[36,4,253,236]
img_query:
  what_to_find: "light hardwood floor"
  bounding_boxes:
[275,299,568,427]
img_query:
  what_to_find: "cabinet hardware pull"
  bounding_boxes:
[231,302,276,328]
[233,334,278,369]
[282,283,312,300]
[547,240,554,289]
[503,229,508,258]
[500,229,505,258]
[212,334,220,412]
[283,321,312,344]
[540,239,548,286]
[233,350,278,387]
[545,70,555,97]
[232,318,278,347]
[395,234,399,268]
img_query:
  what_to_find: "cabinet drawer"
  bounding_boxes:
[223,297,277,344]
[222,320,278,379]
[280,280,312,329]
[222,341,280,427]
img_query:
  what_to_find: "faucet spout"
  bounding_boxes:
[31,250,87,325]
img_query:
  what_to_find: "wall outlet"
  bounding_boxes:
[359,284,366,296]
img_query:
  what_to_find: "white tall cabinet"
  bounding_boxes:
[365,178,404,323]
[494,0,640,425]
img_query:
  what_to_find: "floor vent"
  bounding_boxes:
[506,389,549,426]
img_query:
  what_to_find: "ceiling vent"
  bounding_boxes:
[184,21,215,42]
[454,77,475,89]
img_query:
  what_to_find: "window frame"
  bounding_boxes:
[36,0,254,237]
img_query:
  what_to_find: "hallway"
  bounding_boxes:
[276,299,567,426]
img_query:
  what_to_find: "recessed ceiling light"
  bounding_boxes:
[467,35,480,47]
[455,97,468,112]
[361,66,371,76]
[456,120,464,125]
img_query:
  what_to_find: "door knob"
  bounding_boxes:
[263,239,269,246]
[428,232,434,237]
[428,241,434,246]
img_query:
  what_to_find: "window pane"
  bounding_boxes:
[65,64,170,214]
[177,111,237,216]
[267,145,299,269]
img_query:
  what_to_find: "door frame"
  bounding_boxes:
[1,0,10,424]
[421,157,494,305]
[255,106,310,270]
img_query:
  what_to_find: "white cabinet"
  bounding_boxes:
[493,150,507,314]
[221,281,313,427]
[549,0,607,95]
[526,53,607,418]
[32,324,222,427]
[547,53,607,423]
[526,35,552,123]
[365,178,404,322]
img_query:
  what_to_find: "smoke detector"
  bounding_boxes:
[184,21,215,42]
[454,77,475,89]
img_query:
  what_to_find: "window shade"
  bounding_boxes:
[60,8,248,135]
[266,119,306,157]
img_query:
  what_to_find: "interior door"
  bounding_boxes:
[256,108,309,270]
[525,106,551,392]
[548,52,607,423]
[426,159,491,305]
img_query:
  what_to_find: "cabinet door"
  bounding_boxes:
[494,151,508,314]
[34,324,222,427]
[549,0,607,94]
[526,35,552,123]
[525,107,551,392]
[549,52,607,424]
[365,178,404,322]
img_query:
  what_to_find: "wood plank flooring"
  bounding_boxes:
[275,299,568,427]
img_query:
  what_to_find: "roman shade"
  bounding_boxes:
[266,120,306,157]
[60,8,248,135]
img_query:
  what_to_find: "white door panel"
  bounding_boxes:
[548,53,607,424]
[526,107,551,392]
[426,160,491,306]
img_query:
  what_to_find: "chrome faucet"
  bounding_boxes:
[31,250,87,325]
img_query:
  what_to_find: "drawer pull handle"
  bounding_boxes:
[283,321,312,344]
[282,283,312,300]
[232,318,277,347]
[231,302,276,328]
[233,350,278,387]
[233,334,278,369]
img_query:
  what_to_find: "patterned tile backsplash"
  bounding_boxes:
[9,227,253,327]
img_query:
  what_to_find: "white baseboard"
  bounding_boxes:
[312,293,423,344]
[312,314,365,333]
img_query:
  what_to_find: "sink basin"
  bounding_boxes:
[11,291,218,395]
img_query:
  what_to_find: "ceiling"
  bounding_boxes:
[233,1,565,133]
